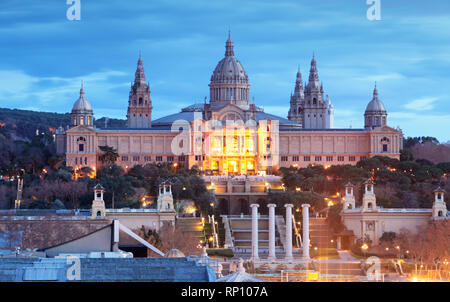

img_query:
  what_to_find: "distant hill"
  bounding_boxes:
[0,108,126,140]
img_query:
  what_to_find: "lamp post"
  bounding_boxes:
[361,243,369,258]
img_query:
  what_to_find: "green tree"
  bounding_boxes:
[400,149,414,161]
[98,145,119,165]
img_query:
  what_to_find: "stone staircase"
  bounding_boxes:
[228,216,270,248]
[0,257,215,282]
[176,217,205,242]
[309,218,336,249]
[225,215,305,259]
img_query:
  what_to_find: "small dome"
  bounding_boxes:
[164,248,185,258]
[365,86,386,112]
[72,86,93,112]
[365,98,386,112]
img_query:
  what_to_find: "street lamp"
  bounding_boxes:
[361,243,369,257]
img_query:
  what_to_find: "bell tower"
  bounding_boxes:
[288,66,305,126]
[91,184,106,218]
[343,182,356,210]
[127,54,152,128]
[432,186,447,218]
[362,179,377,212]
[302,55,333,129]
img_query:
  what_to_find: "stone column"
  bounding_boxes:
[267,204,276,261]
[302,204,311,260]
[284,204,294,261]
[250,203,259,262]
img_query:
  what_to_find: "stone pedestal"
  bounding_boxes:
[250,204,260,262]
[284,204,294,261]
[267,204,276,261]
[302,204,311,260]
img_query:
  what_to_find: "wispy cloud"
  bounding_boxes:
[404,97,439,111]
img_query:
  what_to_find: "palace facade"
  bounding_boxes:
[56,34,403,175]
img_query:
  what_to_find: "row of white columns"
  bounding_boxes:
[250,203,310,262]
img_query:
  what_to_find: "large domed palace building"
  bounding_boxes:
[56,34,402,176]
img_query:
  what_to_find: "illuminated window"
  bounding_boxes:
[247,160,255,171]
[211,160,219,170]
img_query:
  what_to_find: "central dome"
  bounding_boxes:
[209,33,250,108]
[210,35,248,84]
[211,56,248,84]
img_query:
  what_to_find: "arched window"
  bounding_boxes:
[96,211,102,217]
[139,97,143,105]
[77,137,86,152]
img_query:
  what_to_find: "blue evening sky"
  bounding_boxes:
[0,0,449,141]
